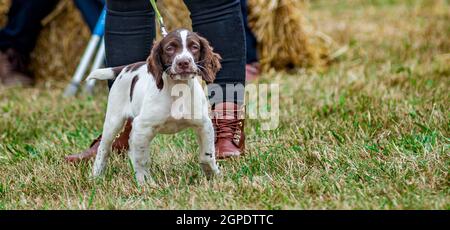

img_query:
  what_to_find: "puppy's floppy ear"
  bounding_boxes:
[147,40,164,90]
[198,35,222,83]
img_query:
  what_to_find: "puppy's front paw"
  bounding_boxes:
[135,170,157,187]
[200,163,221,179]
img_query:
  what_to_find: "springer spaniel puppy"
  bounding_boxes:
[87,29,222,185]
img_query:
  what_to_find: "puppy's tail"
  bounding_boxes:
[86,68,117,81]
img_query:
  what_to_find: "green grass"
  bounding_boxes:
[0,0,449,209]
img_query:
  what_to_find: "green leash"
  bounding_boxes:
[150,0,168,37]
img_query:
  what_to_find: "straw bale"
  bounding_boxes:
[247,0,330,71]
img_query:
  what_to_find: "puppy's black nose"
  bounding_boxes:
[177,59,190,70]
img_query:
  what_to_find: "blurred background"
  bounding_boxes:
[0,0,333,86]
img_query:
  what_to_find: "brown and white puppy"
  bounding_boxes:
[87,29,222,185]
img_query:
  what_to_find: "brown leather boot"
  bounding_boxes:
[0,48,34,87]
[64,119,133,163]
[211,102,245,159]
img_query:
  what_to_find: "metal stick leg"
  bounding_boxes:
[63,35,101,97]
[84,38,105,95]
[63,7,106,97]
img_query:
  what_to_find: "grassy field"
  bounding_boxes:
[0,0,449,209]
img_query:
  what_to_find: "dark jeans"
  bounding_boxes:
[241,0,258,64]
[105,0,246,105]
[0,0,103,55]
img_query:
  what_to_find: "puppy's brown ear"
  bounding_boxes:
[147,40,164,90]
[198,35,222,83]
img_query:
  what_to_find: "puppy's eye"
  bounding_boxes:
[191,44,200,51]
[165,46,175,53]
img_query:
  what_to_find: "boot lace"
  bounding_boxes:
[213,118,242,139]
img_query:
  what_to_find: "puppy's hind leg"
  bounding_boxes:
[92,115,126,178]
[196,119,221,179]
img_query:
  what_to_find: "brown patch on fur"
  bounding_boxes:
[198,35,222,83]
[112,65,127,78]
[147,39,165,90]
[129,61,146,72]
[130,75,139,102]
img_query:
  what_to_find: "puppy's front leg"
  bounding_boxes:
[129,119,156,186]
[196,118,221,179]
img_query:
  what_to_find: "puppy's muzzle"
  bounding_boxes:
[171,56,198,79]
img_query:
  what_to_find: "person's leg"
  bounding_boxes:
[105,0,155,88]
[104,0,155,67]
[240,0,260,81]
[184,0,246,106]
[184,0,247,158]
[240,0,257,64]
[0,0,58,86]
[65,0,155,162]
